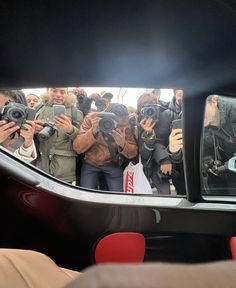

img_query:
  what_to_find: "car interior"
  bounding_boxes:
[0,0,236,287]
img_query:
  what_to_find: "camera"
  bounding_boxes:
[140,104,160,121]
[95,98,107,112]
[0,101,36,127]
[37,121,57,142]
[97,112,117,134]
[203,155,236,176]
[128,115,137,126]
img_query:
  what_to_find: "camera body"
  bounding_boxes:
[203,155,236,176]
[0,102,36,126]
[128,115,137,126]
[140,104,160,121]
[95,98,107,112]
[37,121,57,142]
[97,112,117,134]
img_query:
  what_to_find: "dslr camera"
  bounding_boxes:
[140,104,160,121]
[37,121,57,142]
[0,101,36,127]
[203,155,236,176]
[97,112,117,134]
[95,98,107,112]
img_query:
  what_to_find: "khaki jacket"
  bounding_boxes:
[35,104,83,182]
[73,113,138,167]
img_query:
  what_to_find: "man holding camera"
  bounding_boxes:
[73,103,137,192]
[34,88,83,183]
[137,93,173,195]
[0,90,36,162]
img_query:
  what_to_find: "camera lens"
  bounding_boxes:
[37,125,56,141]
[146,108,154,117]
[12,110,23,119]
[8,107,25,122]
[99,117,117,134]
[95,99,106,111]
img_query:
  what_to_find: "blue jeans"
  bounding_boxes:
[80,162,124,192]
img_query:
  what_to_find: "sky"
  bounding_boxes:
[22,87,174,107]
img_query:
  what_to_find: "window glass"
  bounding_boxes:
[0,87,186,197]
[201,95,236,196]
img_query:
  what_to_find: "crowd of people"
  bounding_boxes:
[0,87,184,195]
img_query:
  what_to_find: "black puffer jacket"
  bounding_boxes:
[139,110,171,180]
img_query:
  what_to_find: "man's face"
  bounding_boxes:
[26,95,41,108]
[0,94,13,107]
[47,88,68,104]
[175,90,183,104]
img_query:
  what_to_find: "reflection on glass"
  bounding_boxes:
[201,95,236,195]
[0,87,186,197]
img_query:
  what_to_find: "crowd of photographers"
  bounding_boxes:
[0,87,184,195]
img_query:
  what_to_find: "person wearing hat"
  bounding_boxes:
[26,94,42,109]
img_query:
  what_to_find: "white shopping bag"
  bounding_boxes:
[123,161,153,194]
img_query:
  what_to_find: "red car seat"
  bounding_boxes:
[94,232,146,264]
[229,237,236,259]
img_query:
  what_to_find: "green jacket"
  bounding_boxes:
[35,104,83,183]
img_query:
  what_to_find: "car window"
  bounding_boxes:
[0,87,187,197]
[201,95,236,196]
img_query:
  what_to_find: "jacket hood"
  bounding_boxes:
[45,92,77,107]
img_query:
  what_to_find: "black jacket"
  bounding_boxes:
[139,110,171,179]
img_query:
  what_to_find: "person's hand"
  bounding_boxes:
[34,120,45,134]
[74,88,86,97]
[160,163,172,175]
[91,117,100,136]
[111,128,126,149]
[90,93,101,101]
[169,129,183,153]
[140,117,155,132]
[54,115,73,134]
[20,120,36,148]
[0,120,19,144]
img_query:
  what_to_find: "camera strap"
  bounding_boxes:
[103,133,124,167]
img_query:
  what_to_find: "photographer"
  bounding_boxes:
[26,94,42,109]
[94,92,113,112]
[73,87,106,116]
[34,88,83,183]
[202,95,236,194]
[164,89,186,195]
[73,87,92,116]
[0,90,36,162]
[73,103,137,192]
[138,93,172,195]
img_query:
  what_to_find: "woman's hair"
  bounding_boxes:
[0,90,27,106]
[137,93,158,113]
